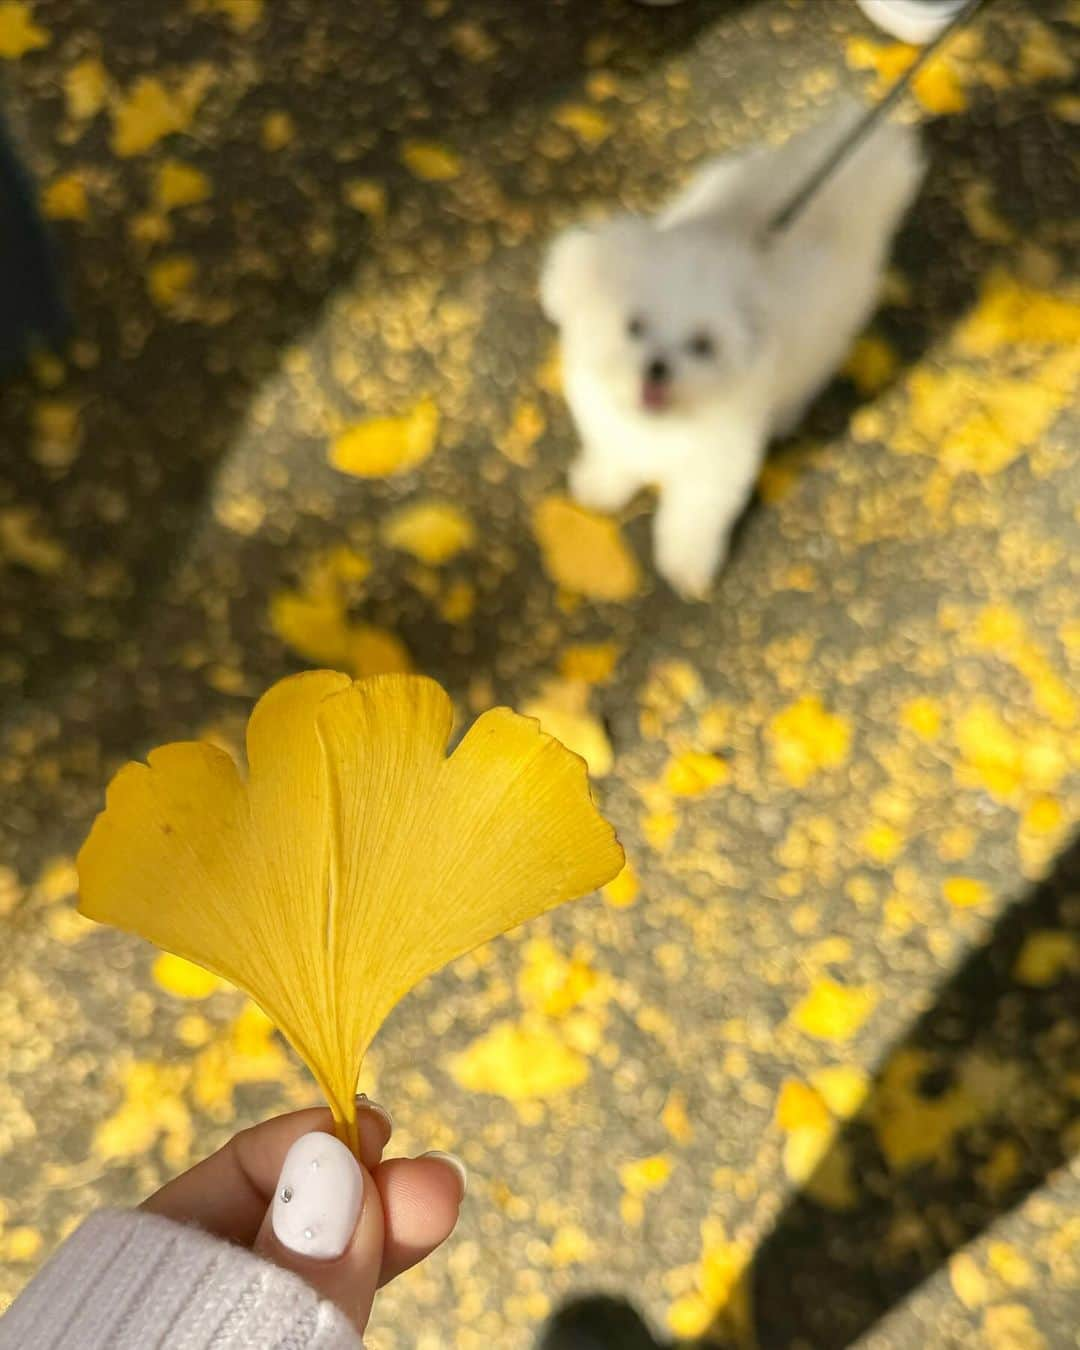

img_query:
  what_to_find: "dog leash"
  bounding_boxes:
[768,0,987,234]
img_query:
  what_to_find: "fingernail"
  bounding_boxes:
[421,1149,468,1197]
[355,1092,393,1132]
[272,1131,363,1261]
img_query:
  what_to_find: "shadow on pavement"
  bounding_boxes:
[536,834,1079,1350]
[0,0,734,706]
[731,833,1080,1348]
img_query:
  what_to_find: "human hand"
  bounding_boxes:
[142,1099,465,1335]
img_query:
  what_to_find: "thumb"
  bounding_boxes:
[254,1130,384,1333]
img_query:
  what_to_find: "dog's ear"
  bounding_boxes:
[540,226,601,325]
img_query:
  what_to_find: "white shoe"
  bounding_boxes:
[856,0,969,45]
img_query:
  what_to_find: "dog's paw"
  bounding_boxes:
[654,530,726,601]
[657,556,714,602]
[568,457,637,515]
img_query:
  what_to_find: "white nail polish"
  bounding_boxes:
[420,1149,468,1196]
[273,1131,363,1261]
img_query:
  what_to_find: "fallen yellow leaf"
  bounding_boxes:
[260,110,294,150]
[602,862,639,909]
[981,1304,1047,1350]
[912,57,967,114]
[152,952,225,999]
[2,1227,43,1263]
[619,1154,672,1196]
[451,1019,589,1099]
[343,178,386,218]
[111,70,211,157]
[0,507,67,574]
[438,579,475,625]
[93,1060,192,1166]
[147,254,197,309]
[497,399,545,467]
[153,158,211,212]
[791,977,878,1042]
[348,625,412,677]
[810,1065,870,1119]
[775,1079,831,1133]
[843,334,897,394]
[330,398,439,477]
[63,56,108,120]
[554,103,612,145]
[523,678,613,778]
[1012,930,1077,987]
[0,2,49,59]
[861,822,904,864]
[987,1241,1035,1290]
[559,643,620,685]
[532,495,640,601]
[901,696,942,741]
[663,750,730,797]
[950,1251,990,1310]
[78,673,623,1151]
[41,173,89,221]
[381,500,474,565]
[943,876,988,909]
[768,695,852,787]
[402,140,461,181]
[661,1089,693,1143]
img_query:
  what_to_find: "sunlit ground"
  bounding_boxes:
[0,1,1078,1346]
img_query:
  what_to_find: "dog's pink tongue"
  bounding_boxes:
[642,380,669,411]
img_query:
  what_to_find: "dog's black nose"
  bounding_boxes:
[646,357,670,384]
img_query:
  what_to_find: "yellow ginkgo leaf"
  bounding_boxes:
[153,952,225,999]
[348,625,412,677]
[64,56,109,120]
[0,2,49,60]
[330,398,439,478]
[153,159,211,212]
[110,70,211,157]
[381,500,474,565]
[450,1019,589,1100]
[602,862,639,909]
[663,750,730,797]
[147,254,197,309]
[553,103,612,146]
[41,173,89,222]
[522,677,613,778]
[78,672,623,1153]
[791,976,878,1042]
[532,495,640,601]
[401,140,461,181]
[767,695,851,787]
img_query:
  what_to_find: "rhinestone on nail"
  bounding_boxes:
[303,1227,314,1241]
[279,1186,293,1203]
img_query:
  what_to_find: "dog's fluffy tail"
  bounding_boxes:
[793,105,926,247]
[663,101,925,243]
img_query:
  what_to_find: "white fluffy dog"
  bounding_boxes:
[541,105,925,598]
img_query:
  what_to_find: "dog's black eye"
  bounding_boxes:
[627,315,646,340]
[688,332,715,359]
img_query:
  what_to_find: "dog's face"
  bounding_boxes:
[542,217,762,415]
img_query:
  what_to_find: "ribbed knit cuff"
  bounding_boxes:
[0,1209,364,1350]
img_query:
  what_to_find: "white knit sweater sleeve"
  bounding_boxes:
[0,1209,364,1350]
